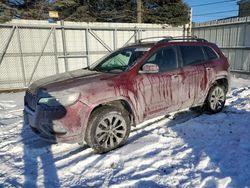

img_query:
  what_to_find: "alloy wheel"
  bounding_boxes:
[209,86,225,111]
[95,114,127,149]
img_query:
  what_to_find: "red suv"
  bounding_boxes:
[24,36,230,153]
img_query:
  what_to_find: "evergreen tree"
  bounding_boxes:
[144,0,189,25]
[0,0,51,23]
[52,0,96,22]
[0,0,189,25]
[19,0,50,20]
[0,0,19,23]
[89,0,137,22]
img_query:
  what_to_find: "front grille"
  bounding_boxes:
[25,91,38,110]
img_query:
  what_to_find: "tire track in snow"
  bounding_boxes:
[0,101,16,110]
[0,109,23,121]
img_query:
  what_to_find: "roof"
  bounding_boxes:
[126,42,155,48]
[238,0,250,4]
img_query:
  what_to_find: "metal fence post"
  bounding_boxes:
[60,20,69,72]
[228,26,232,46]
[215,26,218,44]
[221,27,225,47]
[52,28,59,74]
[243,19,247,47]
[138,29,142,41]
[16,26,27,87]
[113,29,117,50]
[209,28,211,42]
[122,30,139,47]
[183,24,186,37]
[134,28,138,42]
[85,28,90,67]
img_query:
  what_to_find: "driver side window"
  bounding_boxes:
[145,47,177,72]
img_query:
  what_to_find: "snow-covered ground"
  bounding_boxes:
[0,76,249,188]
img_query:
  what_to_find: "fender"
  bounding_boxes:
[80,96,140,125]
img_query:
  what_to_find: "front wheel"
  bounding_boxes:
[204,85,226,113]
[85,106,131,153]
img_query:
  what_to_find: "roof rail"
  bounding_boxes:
[157,36,208,43]
[126,36,208,47]
[135,36,173,43]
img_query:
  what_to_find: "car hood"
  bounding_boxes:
[28,69,114,94]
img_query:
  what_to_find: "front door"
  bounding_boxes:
[134,46,181,120]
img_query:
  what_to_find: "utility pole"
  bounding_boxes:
[137,0,142,23]
[187,7,192,36]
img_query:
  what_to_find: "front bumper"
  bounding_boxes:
[24,100,90,143]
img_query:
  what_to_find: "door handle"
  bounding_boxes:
[206,67,211,70]
[172,74,179,78]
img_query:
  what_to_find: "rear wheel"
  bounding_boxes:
[205,85,226,113]
[85,106,131,153]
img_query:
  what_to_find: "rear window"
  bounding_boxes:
[204,46,219,60]
[180,46,205,66]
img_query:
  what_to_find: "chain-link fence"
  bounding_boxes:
[0,20,184,90]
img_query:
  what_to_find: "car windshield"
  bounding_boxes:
[90,47,149,72]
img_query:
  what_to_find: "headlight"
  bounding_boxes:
[38,92,80,107]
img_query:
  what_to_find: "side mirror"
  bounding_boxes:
[139,63,159,74]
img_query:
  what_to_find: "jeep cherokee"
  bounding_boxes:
[24,36,230,153]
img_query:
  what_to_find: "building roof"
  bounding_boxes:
[238,0,250,4]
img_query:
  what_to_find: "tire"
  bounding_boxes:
[204,84,226,113]
[85,106,131,153]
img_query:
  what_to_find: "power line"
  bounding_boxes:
[193,9,238,16]
[194,14,237,17]
[193,6,250,17]
[191,0,236,8]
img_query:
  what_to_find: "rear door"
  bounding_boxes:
[178,45,207,108]
[202,46,221,89]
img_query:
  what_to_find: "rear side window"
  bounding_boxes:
[180,46,205,66]
[204,46,219,60]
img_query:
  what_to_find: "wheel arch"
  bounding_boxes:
[89,97,138,127]
[204,76,229,102]
[213,77,229,92]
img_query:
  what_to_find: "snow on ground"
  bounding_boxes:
[0,77,249,188]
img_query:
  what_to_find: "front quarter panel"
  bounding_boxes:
[78,74,141,124]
